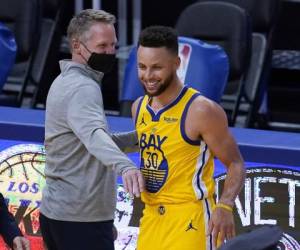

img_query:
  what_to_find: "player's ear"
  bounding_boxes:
[175,55,181,70]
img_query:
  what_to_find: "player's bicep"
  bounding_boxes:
[208,129,242,168]
[200,105,242,168]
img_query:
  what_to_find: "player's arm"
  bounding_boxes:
[109,99,143,153]
[109,98,143,153]
[186,96,246,246]
[110,131,139,153]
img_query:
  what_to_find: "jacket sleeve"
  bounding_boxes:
[0,193,22,248]
[67,83,137,175]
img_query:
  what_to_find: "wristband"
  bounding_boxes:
[215,202,233,212]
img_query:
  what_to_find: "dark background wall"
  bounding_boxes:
[59,0,300,126]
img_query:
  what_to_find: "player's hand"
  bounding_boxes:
[122,169,145,197]
[207,206,235,248]
[13,236,30,250]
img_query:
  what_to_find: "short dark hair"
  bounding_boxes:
[138,26,178,55]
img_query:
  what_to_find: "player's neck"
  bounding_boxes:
[151,80,183,111]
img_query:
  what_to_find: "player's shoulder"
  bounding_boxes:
[132,96,144,110]
[186,87,214,106]
[188,94,227,122]
[191,94,218,113]
[132,96,145,118]
[133,96,144,105]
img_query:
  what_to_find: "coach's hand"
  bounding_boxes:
[122,169,145,197]
[207,206,235,248]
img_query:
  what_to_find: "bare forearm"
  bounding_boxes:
[219,161,246,206]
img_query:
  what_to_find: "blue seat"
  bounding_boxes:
[120,36,229,116]
[0,22,16,92]
[0,0,41,107]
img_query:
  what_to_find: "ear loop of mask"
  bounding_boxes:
[79,41,91,63]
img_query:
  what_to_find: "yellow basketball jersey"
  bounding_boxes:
[135,86,215,205]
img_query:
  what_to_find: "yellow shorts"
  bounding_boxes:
[137,198,215,250]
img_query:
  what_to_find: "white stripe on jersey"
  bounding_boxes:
[192,140,210,199]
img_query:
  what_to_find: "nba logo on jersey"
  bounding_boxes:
[177,43,192,83]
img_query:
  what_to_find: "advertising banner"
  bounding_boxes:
[0,141,299,249]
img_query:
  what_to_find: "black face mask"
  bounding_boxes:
[81,43,116,73]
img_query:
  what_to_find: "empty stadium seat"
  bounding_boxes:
[196,0,281,127]
[176,1,252,126]
[0,22,16,92]
[30,0,66,108]
[0,0,41,106]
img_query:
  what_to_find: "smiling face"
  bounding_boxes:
[137,46,180,97]
[82,22,117,54]
[79,22,117,60]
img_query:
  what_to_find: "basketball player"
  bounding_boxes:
[132,26,246,250]
[0,193,30,250]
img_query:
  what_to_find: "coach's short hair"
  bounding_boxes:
[67,9,115,43]
[138,26,178,55]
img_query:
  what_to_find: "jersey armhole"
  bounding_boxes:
[180,93,201,145]
[134,96,145,127]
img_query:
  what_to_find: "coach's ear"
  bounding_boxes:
[72,38,81,54]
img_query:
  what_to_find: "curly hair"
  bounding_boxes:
[138,26,178,55]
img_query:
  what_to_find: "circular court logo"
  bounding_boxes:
[0,144,46,235]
